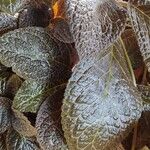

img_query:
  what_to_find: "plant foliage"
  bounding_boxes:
[0,0,149,150]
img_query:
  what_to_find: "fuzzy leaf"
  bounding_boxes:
[64,0,126,58]
[6,129,40,150]
[0,97,11,134]
[36,87,67,150]
[13,0,37,13]
[18,2,51,28]
[12,109,37,137]
[13,80,49,113]
[62,40,142,150]
[50,18,74,43]
[128,0,150,72]
[0,12,17,35]
[0,27,71,81]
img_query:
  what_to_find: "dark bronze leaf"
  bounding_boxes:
[128,0,150,72]
[6,129,40,150]
[49,17,74,43]
[64,0,126,58]
[36,87,67,150]
[12,109,37,137]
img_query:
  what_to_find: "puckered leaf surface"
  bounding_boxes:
[138,85,150,111]
[18,1,51,28]
[0,27,71,81]
[6,129,40,150]
[64,0,126,58]
[13,80,50,113]
[0,97,11,134]
[0,12,17,35]
[12,109,37,137]
[62,40,142,150]
[128,0,150,72]
[13,0,38,13]
[36,87,68,150]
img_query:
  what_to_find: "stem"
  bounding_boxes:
[120,38,137,87]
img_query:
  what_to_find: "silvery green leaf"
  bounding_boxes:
[0,27,71,81]
[128,0,150,72]
[62,40,142,150]
[64,0,126,58]
[36,87,68,150]
[0,12,17,35]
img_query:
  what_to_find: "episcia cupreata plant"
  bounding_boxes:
[0,0,149,150]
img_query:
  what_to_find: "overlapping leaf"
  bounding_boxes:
[0,97,11,134]
[13,0,38,13]
[0,27,71,81]
[50,18,74,43]
[121,29,143,70]
[36,87,67,150]
[138,85,150,111]
[13,80,49,113]
[64,0,126,58]
[0,12,17,35]
[6,129,40,150]
[12,109,36,137]
[62,40,142,150]
[128,0,150,72]
[4,74,23,99]
[18,1,51,28]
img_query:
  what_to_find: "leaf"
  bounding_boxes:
[13,0,37,13]
[64,0,126,59]
[0,12,17,35]
[18,2,51,28]
[0,71,12,96]
[6,129,40,150]
[12,109,37,137]
[0,0,16,14]
[0,27,71,81]
[0,133,7,150]
[0,63,8,74]
[0,97,11,134]
[49,18,74,43]
[62,40,142,150]
[36,87,67,150]
[136,112,150,149]
[128,0,150,72]
[0,72,22,99]
[4,74,23,99]
[138,85,150,111]
[121,29,143,70]
[13,80,49,113]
